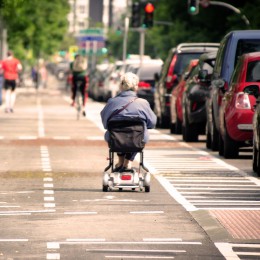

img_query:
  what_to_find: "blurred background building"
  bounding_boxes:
[67,0,128,34]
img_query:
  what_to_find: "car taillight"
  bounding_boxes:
[138,81,151,89]
[235,92,251,109]
[166,74,177,89]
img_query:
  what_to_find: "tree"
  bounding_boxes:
[0,0,70,61]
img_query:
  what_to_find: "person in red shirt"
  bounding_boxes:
[2,50,22,113]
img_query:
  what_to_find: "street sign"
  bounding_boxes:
[79,28,103,35]
[77,35,104,42]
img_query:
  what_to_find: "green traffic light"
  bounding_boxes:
[189,6,196,13]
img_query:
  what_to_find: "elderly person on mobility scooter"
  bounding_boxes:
[101,72,157,174]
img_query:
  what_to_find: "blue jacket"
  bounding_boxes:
[100,90,157,143]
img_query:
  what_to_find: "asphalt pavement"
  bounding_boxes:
[0,75,259,259]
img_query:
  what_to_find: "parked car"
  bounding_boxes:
[88,63,113,101]
[127,59,163,110]
[101,61,123,101]
[218,52,260,158]
[54,60,70,81]
[170,59,199,134]
[154,42,219,128]
[182,51,217,142]
[253,95,260,176]
[206,30,260,151]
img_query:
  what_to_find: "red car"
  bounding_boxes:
[219,52,260,158]
[170,59,198,134]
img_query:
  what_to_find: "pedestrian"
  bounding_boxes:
[31,65,38,89]
[100,72,157,171]
[0,61,3,106]
[70,54,87,116]
[38,60,48,88]
[1,50,22,113]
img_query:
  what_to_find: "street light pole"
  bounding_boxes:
[204,1,250,26]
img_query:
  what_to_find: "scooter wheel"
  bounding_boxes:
[145,186,150,193]
[102,185,109,192]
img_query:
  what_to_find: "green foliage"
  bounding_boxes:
[1,0,70,61]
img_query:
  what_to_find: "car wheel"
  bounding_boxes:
[257,145,260,176]
[170,123,176,134]
[182,111,198,142]
[206,123,211,149]
[57,70,65,81]
[175,115,182,134]
[211,114,219,151]
[218,133,224,156]
[223,127,239,159]
[253,141,258,172]
[161,116,170,129]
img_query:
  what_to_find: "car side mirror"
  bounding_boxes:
[244,85,259,98]
[213,79,225,89]
[154,72,160,81]
[198,69,208,81]
[183,72,190,81]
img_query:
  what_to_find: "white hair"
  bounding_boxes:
[120,72,139,92]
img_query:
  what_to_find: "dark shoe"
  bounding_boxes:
[113,165,123,172]
[119,167,134,173]
[10,108,14,113]
[82,111,86,117]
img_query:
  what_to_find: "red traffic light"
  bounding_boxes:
[144,3,155,13]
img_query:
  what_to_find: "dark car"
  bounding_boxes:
[170,59,199,134]
[206,30,260,151]
[219,52,260,158]
[253,95,260,176]
[182,51,217,142]
[128,60,163,110]
[154,42,219,128]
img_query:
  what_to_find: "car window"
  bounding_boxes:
[229,57,244,87]
[138,64,162,79]
[246,60,260,82]
[215,37,228,74]
[235,39,260,66]
[174,53,203,75]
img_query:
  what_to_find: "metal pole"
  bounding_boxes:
[122,16,129,62]
[139,28,145,68]
[208,1,250,26]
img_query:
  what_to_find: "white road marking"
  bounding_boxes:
[64,211,97,215]
[143,238,182,242]
[86,136,104,140]
[130,211,164,214]
[44,197,55,201]
[18,136,37,140]
[46,253,60,260]
[215,243,240,260]
[67,238,105,242]
[53,136,71,140]
[44,190,54,195]
[44,183,54,188]
[0,239,28,242]
[44,178,53,182]
[47,242,60,249]
[105,256,174,259]
[44,203,56,208]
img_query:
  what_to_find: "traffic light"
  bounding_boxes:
[143,2,155,28]
[188,0,199,15]
[131,2,141,28]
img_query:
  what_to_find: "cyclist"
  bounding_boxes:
[70,54,87,116]
[101,72,157,172]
